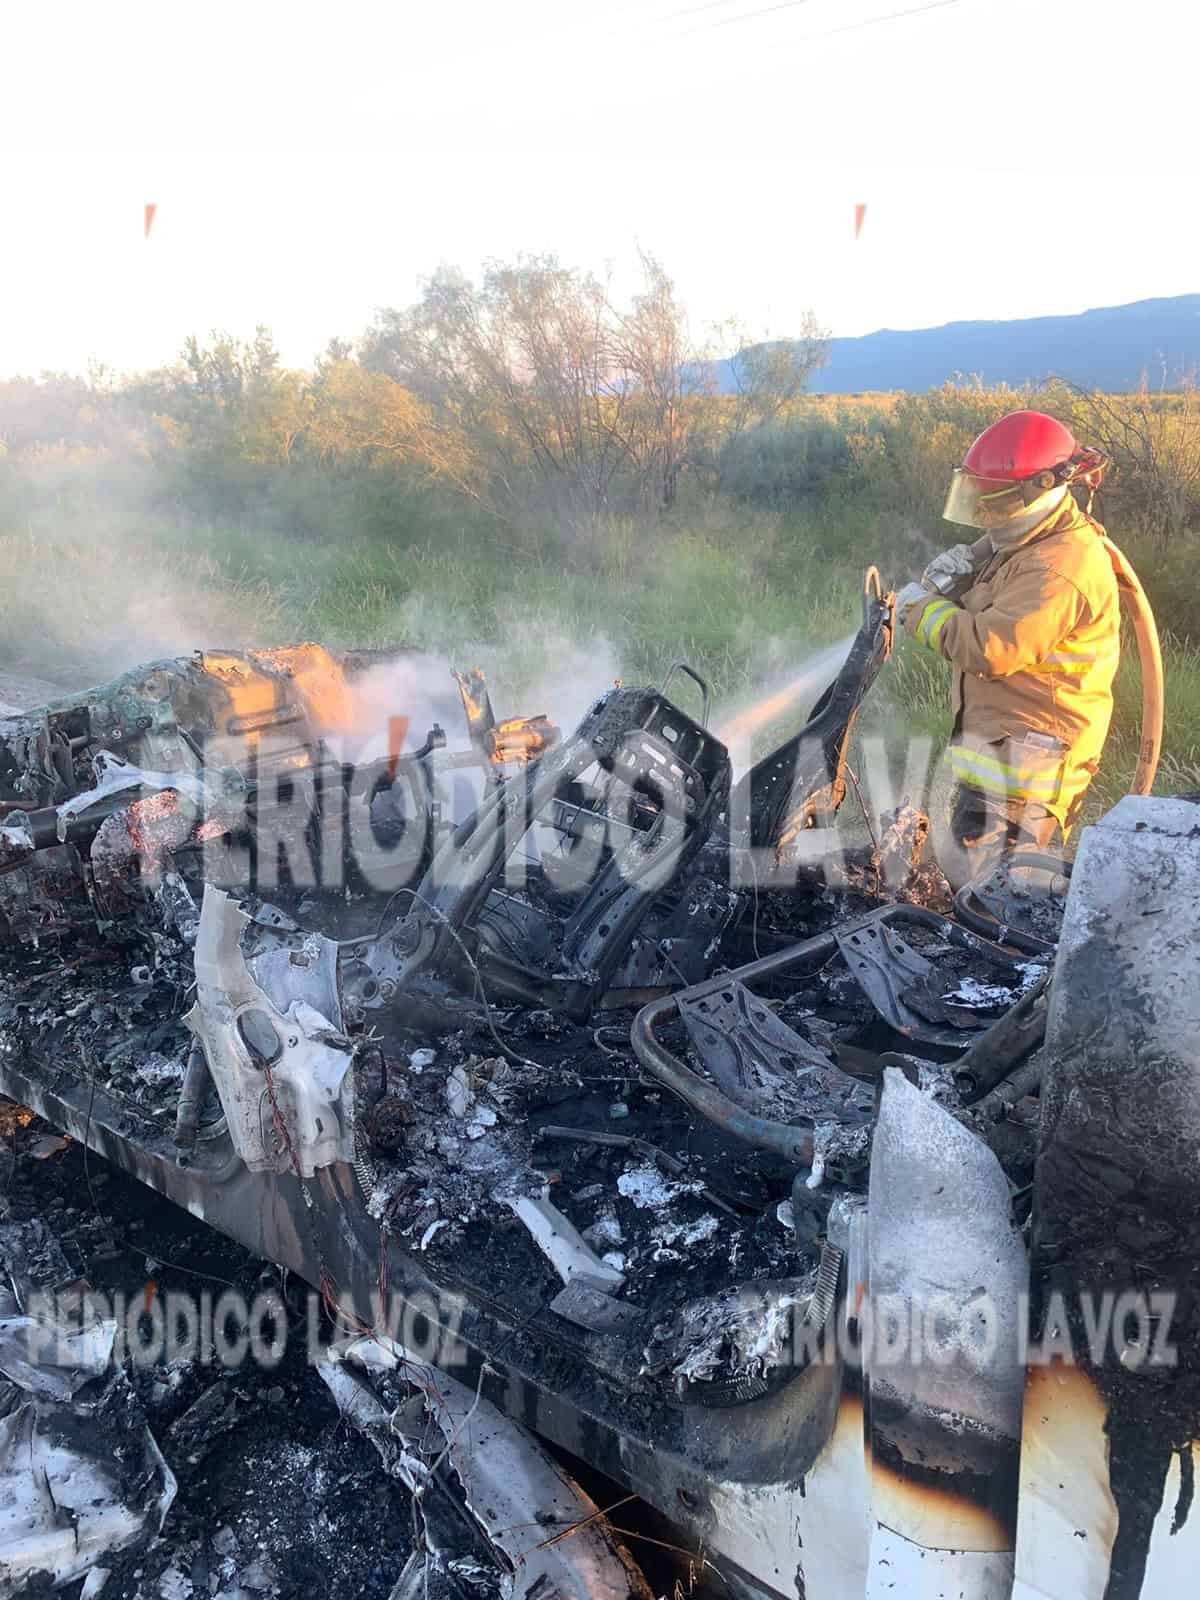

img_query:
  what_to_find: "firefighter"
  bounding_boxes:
[895,411,1120,890]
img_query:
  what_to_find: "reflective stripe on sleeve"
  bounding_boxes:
[915,599,958,650]
[927,603,956,650]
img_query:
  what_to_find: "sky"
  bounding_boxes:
[2,0,1197,377]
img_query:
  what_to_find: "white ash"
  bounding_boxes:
[419,1220,451,1251]
[0,821,33,853]
[465,1106,499,1140]
[134,1052,185,1088]
[647,1275,818,1387]
[371,1057,543,1236]
[582,1207,624,1249]
[366,1167,414,1222]
[806,1121,872,1190]
[942,976,1018,1009]
[651,1213,720,1255]
[917,1060,961,1106]
[616,1163,704,1209]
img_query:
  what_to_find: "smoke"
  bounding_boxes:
[0,435,623,741]
[714,632,857,767]
[0,395,855,765]
[334,653,472,755]
[0,453,285,688]
[475,628,624,739]
[299,602,625,790]
[383,589,624,742]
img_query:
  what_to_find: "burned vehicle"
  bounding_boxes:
[0,583,1196,1600]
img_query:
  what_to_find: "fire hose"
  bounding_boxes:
[1105,536,1164,796]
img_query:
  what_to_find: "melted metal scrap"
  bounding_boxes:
[0,1223,176,1596]
[319,1336,651,1600]
[869,1068,1028,1456]
[835,913,1030,1044]
[0,821,33,875]
[643,1274,820,1403]
[183,885,355,1177]
[834,918,971,1045]
[507,1195,627,1292]
[0,1408,176,1597]
[679,978,874,1130]
[52,750,219,839]
[0,1220,116,1401]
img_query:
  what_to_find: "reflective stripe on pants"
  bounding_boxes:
[948,741,1065,805]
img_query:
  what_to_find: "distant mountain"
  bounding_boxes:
[715,295,1200,395]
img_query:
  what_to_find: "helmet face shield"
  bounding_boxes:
[942,469,1029,529]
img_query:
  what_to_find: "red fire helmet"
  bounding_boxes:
[962,411,1078,481]
[944,411,1101,530]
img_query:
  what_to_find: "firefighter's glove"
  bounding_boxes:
[922,542,980,594]
[896,580,932,610]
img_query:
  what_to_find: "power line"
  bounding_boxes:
[676,0,962,41]
[804,0,964,41]
[677,0,813,32]
[662,0,753,19]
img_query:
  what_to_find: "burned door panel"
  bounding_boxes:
[1019,796,1200,1600]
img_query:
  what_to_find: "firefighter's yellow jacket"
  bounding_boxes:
[901,497,1121,826]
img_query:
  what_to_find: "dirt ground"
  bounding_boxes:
[0,1101,417,1600]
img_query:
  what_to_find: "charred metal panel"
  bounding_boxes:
[865,1525,1013,1598]
[184,885,355,1177]
[1025,796,1200,1600]
[363,684,732,1019]
[731,587,893,850]
[868,1070,1027,1557]
[677,977,844,1121]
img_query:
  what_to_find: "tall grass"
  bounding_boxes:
[3,401,1199,818]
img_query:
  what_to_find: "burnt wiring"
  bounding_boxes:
[592,1025,632,1058]
[525,1491,639,1553]
[368,886,553,1075]
[844,761,880,854]
[259,1056,354,1325]
[747,846,763,961]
